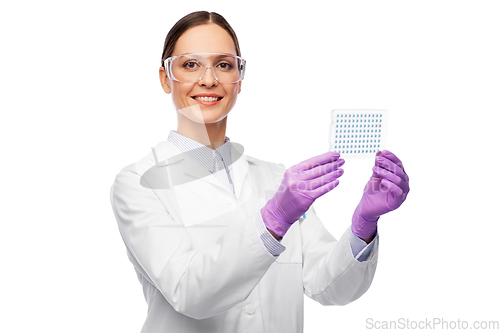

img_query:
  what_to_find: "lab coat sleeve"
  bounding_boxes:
[110,166,278,320]
[301,205,379,306]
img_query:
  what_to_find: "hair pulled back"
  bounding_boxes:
[161,11,241,67]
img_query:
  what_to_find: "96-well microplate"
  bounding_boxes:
[329,109,389,158]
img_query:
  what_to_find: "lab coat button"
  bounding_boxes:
[243,304,256,315]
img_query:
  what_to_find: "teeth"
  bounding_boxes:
[194,96,220,102]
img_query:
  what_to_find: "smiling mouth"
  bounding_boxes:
[191,96,223,102]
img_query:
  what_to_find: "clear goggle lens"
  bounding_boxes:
[165,53,246,84]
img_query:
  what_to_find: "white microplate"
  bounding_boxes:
[329,109,389,158]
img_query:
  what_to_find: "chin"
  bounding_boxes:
[177,105,228,124]
[201,113,229,124]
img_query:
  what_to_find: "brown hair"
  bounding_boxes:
[160,11,241,67]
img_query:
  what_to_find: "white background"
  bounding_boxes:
[2,0,499,332]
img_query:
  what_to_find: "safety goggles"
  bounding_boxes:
[164,52,246,84]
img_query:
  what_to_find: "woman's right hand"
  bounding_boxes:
[261,151,345,237]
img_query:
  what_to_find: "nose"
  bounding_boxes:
[197,66,218,87]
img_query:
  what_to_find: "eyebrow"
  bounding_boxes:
[179,53,235,58]
[215,54,234,58]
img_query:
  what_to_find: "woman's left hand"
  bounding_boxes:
[351,150,410,240]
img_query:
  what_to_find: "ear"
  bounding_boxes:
[159,67,171,94]
[238,80,242,94]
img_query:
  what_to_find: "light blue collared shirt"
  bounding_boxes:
[167,130,375,261]
[168,130,235,193]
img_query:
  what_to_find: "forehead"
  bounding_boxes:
[172,23,236,56]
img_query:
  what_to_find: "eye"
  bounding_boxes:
[217,62,233,70]
[183,61,199,69]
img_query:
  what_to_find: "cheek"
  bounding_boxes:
[171,84,196,108]
[222,85,239,107]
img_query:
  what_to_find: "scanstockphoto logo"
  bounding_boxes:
[143,144,357,194]
[141,142,245,189]
[365,317,499,330]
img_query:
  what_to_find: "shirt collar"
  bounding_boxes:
[167,130,233,173]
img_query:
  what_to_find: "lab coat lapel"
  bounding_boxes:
[150,141,223,227]
[153,140,231,193]
[163,140,251,199]
[229,142,250,200]
[152,139,252,199]
[182,153,229,193]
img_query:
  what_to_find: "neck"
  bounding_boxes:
[176,113,228,150]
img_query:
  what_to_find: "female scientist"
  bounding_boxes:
[110,11,410,333]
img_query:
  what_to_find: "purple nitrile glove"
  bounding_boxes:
[351,150,410,239]
[261,151,345,237]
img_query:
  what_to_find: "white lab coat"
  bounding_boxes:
[110,140,379,333]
